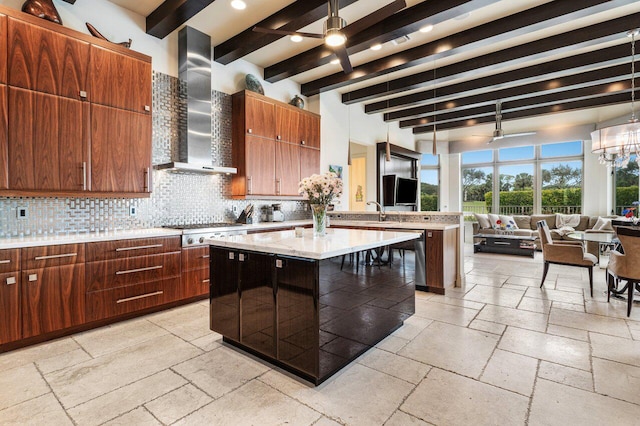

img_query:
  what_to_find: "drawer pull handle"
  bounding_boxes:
[202,279,210,283]
[116,265,163,275]
[116,291,163,304]
[34,253,77,260]
[202,255,210,259]
[28,274,37,282]
[0,259,10,264]
[494,242,511,246]
[116,244,163,252]
[6,276,16,285]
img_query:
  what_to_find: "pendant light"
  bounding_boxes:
[591,28,640,168]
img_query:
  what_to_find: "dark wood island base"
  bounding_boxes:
[209,247,416,385]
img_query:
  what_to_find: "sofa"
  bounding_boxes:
[472,214,616,257]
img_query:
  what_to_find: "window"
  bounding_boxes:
[614,155,639,216]
[499,146,534,162]
[499,164,534,215]
[462,149,493,164]
[462,166,493,214]
[541,141,582,158]
[541,161,582,214]
[420,154,439,211]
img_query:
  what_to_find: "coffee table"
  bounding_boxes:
[473,234,537,258]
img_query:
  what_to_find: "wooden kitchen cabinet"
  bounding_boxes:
[7,17,89,100]
[275,104,299,143]
[182,246,210,299]
[276,141,300,195]
[90,104,151,194]
[243,134,275,196]
[425,229,457,293]
[299,113,320,149]
[300,146,320,180]
[8,87,86,191]
[0,249,20,344]
[0,85,7,189]
[0,14,7,84]
[244,94,275,139]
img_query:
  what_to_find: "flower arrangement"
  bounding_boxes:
[298,172,343,205]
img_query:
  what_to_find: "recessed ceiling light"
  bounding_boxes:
[370,43,382,51]
[330,58,340,65]
[290,35,303,43]
[231,0,246,10]
[419,24,433,33]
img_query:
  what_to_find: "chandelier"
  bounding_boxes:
[591,29,640,168]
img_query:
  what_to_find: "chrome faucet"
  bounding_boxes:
[367,201,386,221]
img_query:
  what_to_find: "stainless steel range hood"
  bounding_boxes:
[155,26,237,175]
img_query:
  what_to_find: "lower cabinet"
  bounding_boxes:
[0,271,20,344]
[425,229,457,292]
[210,248,240,340]
[181,246,210,299]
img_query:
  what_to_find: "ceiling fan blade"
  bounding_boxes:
[342,0,407,39]
[332,44,353,74]
[252,27,324,39]
[503,131,536,138]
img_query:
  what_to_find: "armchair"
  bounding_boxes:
[606,226,640,317]
[537,220,597,296]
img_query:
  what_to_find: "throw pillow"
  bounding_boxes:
[474,213,491,229]
[593,216,614,231]
[499,215,519,230]
[487,213,500,229]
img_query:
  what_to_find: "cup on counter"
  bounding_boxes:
[294,227,304,238]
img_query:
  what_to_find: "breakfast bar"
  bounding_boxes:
[206,228,421,385]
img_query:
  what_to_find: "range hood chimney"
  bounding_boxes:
[155,26,237,175]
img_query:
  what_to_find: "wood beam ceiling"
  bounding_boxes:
[263,0,482,83]
[300,0,616,97]
[146,0,217,39]
[214,0,360,65]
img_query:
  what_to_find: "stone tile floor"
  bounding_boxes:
[2,245,640,425]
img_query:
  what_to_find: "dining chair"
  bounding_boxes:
[606,226,640,317]
[537,220,597,296]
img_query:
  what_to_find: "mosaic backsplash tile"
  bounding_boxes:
[0,72,307,238]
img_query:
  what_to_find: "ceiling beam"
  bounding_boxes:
[300,0,622,97]
[411,90,638,134]
[370,44,630,116]
[263,0,484,83]
[214,0,359,65]
[146,0,217,39]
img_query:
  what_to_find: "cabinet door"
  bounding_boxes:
[0,14,6,84]
[8,87,86,191]
[239,252,275,357]
[8,17,88,100]
[245,135,275,196]
[210,248,239,340]
[300,113,320,148]
[22,263,85,338]
[277,256,318,377]
[300,146,320,180]
[182,246,210,299]
[89,45,151,113]
[0,85,6,189]
[275,141,300,196]
[0,271,20,344]
[245,95,275,138]
[275,105,299,143]
[91,104,151,193]
[425,230,443,288]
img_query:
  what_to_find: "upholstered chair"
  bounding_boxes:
[537,220,597,296]
[606,226,640,317]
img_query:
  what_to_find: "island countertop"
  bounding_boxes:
[204,227,420,260]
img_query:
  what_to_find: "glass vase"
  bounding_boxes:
[310,203,327,237]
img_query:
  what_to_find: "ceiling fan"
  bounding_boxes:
[477,101,536,143]
[252,0,406,74]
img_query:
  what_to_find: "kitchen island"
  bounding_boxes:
[206,228,421,385]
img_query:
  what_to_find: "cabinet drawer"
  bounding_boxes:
[86,236,180,261]
[181,246,210,271]
[0,249,19,273]
[183,267,210,299]
[0,271,20,344]
[86,278,181,322]
[22,244,84,269]
[86,252,180,293]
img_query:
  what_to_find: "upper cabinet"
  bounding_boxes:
[0,7,152,197]
[7,18,89,100]
[231,91,320,199]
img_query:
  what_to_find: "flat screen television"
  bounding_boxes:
[395,177,418,205]
[382,174,396,206]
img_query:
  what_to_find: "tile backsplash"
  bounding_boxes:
[0,72,307,238]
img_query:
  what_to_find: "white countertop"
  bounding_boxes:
[204,228,420,260]
[329,220,459,231]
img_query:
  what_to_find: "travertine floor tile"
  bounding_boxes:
[73,318,168,357]
[385,410,433,426]
[172,346,270,400]
[590,333,640,367]
[469,319,506,335]
[0,363,49,411]
[399,322,498,379]
[67,370,186,426]
[477,304,548,332]
[538,361,593,391]
[464,284,525,308]
[593,358,640,405]
[585,300,640,321]
[465,273,509,287]
[0,393,72,426]
[145,384,213,424]
[401,368,528,425]
[46,334,201,408]
[36,348,92,375]
[480,349,538,396]
[506,276,543,287]
[313,416,343,426]
[546,324,589,342]
[525,287,584,305]
[529,379,640,426]
[413,299,479,326]
[189,331,223,352]
[427,294,485,310]
[374,335,409,353]
[499,327,591,371]
[260,363,413,426]
[552,301,585,312]
[549,308,631,338]
[517,297,552,314]
[102,407,161,426]
[0,338,79,373]
[391,316,433,341]
[147,303,212,342]
[357,348,430,384]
